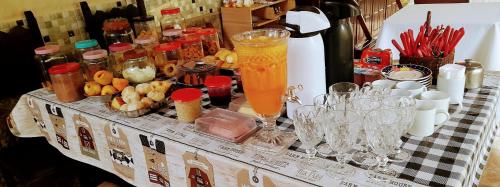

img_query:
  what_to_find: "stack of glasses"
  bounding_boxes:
[292,82,417,181]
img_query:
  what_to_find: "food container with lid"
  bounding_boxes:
[197,28,220,55]
[161,29,182,43]
[195,108,258,143]
[109,43,133,77]
[82,49,109,81]
[178,62,216,87]
[74,39,100,61]
[204,76,232,106]
[48,62,85,102]
[122,49,156,84]
[35,44,68,92]
[133,16,158,41]
[135,35,158,62]
[160,8,185,31]
[456,59,484,89]
[154,42,182,77]
[103,18,134,45]
[171,88,202,123]
[178,37,204,62]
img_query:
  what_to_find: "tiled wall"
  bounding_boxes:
[0,0,222,52]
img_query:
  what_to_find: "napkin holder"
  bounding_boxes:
[399,52,454,85]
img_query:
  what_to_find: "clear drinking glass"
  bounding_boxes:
[313,94,337,157]
[365,109,401,179]
[349,98,380,167]
[324,109,359,179]
[329,82,359,111]
[382,96,416,162]
[293,105,325,171]
[232,29,296,154]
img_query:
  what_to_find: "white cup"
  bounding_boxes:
[372,79,397,89]
[409,101,450,137]
[396,81,427,97]
[390,89,412,98]
[419,91,451,125]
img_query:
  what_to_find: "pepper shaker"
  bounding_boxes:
[456,59,484,89]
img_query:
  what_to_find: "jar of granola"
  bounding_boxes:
[177,37,204,62]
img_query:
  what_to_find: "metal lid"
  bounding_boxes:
[457,59,482,70]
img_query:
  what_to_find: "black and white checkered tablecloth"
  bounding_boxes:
[155,76,499,187]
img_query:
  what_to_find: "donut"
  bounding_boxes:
[162,63,178,78]
[135,83,152,95]
[122,91,140,104]
[147,90,165,102]
[122,86,135,96]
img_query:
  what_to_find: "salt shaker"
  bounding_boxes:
[437,64,466,106]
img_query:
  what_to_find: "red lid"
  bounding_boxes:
[109,43,133,52]
[34,45,60,55]
[161,8,180,15]
[48,62,80,74]
[171,88,202,102]
[83,49,108,60]
[124,49,147,60]
[196,28,217,36]
[154,42,181,52]
[177,36,201,44]
[183,27,202,34]
[204,76,232,87]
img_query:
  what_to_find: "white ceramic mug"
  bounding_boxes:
[372,79,397,89]
[419,91,451,125]
[409,101,450,137]
[390,89,412,98]
[395,81,427,97]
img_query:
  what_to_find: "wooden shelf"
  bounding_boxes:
[252,12,286,27]
[250,0,287,11]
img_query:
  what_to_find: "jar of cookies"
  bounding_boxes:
[154,42,182,78]
[171,88,202,123]
[109,43,133,77]
[178,37,204,62]
[122,50,156,84]
[160,8,185,31]
[103,18,134,45]
[161,29,182,43]
[35,44,68,92]
[82,49,109,81]
[196,28,220,55]
[135,35,157,62]
[48,62,85,102]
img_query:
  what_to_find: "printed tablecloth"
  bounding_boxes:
[7,75,500,187]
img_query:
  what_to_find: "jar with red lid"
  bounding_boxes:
[171,88,202,123]
[48,62,85,102]
[160,8,185,31]
[122,49,156,84]
[154,42,182,77]
[197,28,220,55]
[35,44,68,92]
[178,37,204,62]
[82,49,109,81]
[204,76,232,106]
[161,29,182,43]
[135,35,158,62]
[103,18,134,45]
[109,43,133,77]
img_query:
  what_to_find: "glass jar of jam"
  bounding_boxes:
[82,49,109,81]
[74,39,100,61]
[197,28,220,55]
[178,37,204,62]
[160,8,185,31]
[109,43,133,77]
[161,29,182,43]
[34,44,68,92]
[103,18,134,45]
[204,76,232,106]
[48,62,85,102]
[122,50,156,84]
[154,42,182,77]
[171,88,202,123]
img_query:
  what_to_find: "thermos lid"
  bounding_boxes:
[456,59,482,70]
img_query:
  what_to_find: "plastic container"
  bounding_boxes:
[103,18,134,45]
[82,49,109,81]
[122,50,156,84]
[74,39,100,61]
[109,43,133,77]
[154,42,182,77]
[161,29,182,43]
[197,28,220,55]
[160,8,185,31]
[178,62,216,86]
[34,45,68,92]
[204,76,232,106]
[48,62,85,102]
[195,108,258,143]
[178,37,204,62]
[135,35,158,62]
[133,16,158,41]
[171,88,202,123]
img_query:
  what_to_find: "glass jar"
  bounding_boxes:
[154,42,182,77]
[133,16,159,41]
[122,50,156,84]
[103,18,134,45]
[178,37,204,62]
[135,35,157,62]
[74,39,100,61]
[34,44,68,92]
[48,62,85,102]
[197,28,220,55]
[182,27,202,39]
[82,49,109,81]
[160,8,185,31]
[109,43,133,77]
[161,29,182,43]
[178,62,216,87]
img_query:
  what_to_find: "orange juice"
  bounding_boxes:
[234,36,288,116]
